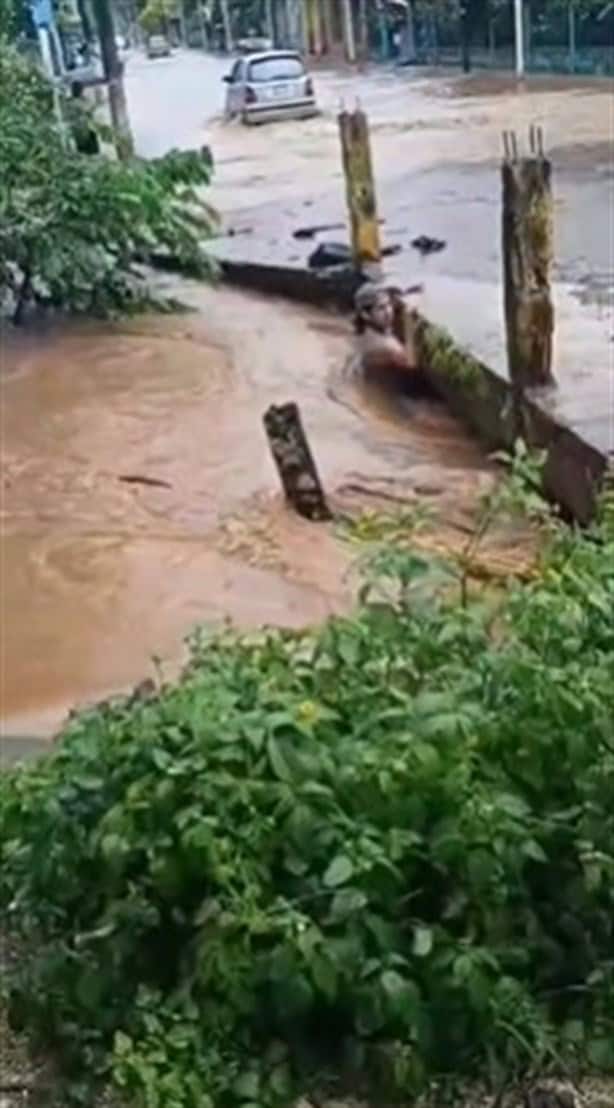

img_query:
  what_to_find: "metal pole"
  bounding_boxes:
[49,20,66,74]
[514,0,525,76]
[37,25,68,141]
[37,22,56,77]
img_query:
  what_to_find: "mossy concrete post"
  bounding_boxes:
[502,127,555,388]
[338,108,381,272]
[263,402,332,521]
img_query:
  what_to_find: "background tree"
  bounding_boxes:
[139,0,178,33]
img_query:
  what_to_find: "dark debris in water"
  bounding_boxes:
[412,234,447,255]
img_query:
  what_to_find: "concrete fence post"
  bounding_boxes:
[502,126,555,388]
[338,108,381,272]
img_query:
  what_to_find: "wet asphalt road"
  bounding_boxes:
[125,48,614,290]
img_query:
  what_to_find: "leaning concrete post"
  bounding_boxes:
[263,402,332,521]
[502,126,555,388]
[338,108,381,271]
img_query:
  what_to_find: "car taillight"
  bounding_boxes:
[305,77,314,96]
[245,86,257,104]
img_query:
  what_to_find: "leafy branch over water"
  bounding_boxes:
[1,469,614,1107]
[0,42,216,323]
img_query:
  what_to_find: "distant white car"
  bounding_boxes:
[223,50,318,125]
[146,34,171,58]
[236,36,273,53]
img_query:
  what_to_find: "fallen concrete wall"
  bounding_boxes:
[411,314,609,523]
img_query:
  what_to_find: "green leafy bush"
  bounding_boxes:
[1,500,614,1107]
[0,43,216,322]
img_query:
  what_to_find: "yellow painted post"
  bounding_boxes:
[338,108,381,270]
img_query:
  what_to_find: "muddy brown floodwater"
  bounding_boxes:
[7,57,607,743]
[1,280,497,739]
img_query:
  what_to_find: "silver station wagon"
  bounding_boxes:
[223,50,319,125]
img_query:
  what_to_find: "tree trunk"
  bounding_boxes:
[429,8,438,63]
[284,0,302,50]
[307,0,323,55]
[76,0,93,44]
[198,2,209,49]
[219,0,232,51]
[179,0,187,44]
[357,0,368,61]
[264,0,274,42]
[340,0,356,62]
[522,0,531,70]
[568,0,576,72]
[12,268,32,327]
[321,0,335,52]
[338,108,381,269]
[404,0,417,62]
[91,0,134,158]
[263,403,332,521]
[502,144,555,388]
[460,2,472,71]
[377,4,388,60]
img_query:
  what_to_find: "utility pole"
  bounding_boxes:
[197,0,209,49]
[340,0,356,61]
[92,0,134,158]
[307,0,323,55]
[514,0,525,76]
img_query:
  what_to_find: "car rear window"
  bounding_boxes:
[248,55,305,82]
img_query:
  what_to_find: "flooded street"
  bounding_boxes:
[2,54,611,739]
[1,282,491,737]
[127,51,614,286]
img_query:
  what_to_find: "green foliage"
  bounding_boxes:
[139,0,177,35]
[2,489,614,1106]
[0,43,216,321]
[0,0,31,38]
